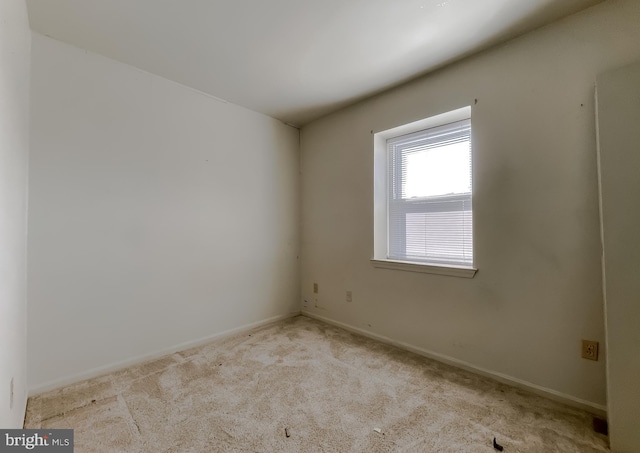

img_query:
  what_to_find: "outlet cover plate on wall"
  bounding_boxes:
[582,340,599,361]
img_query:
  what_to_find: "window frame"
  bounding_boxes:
[372,106,477,278]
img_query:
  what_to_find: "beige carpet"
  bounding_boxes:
[24,316,609,452]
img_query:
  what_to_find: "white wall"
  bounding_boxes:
[0,0,31,428]
[596,59,640,453]
[300,0,640,411]
[28,33,300,391]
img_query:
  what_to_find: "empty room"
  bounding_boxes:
[1,0,639,451]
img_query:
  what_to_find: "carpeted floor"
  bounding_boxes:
[24,316,609,452]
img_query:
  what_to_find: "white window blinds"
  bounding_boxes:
[387,118,473,266]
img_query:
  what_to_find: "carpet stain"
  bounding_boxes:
[24,316,609,452]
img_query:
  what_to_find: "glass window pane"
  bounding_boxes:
[403,140,471,199]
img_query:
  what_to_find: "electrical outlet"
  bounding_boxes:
[9,377,14,409]
[346,291,352,302]
[582,340,599,361]
[313,283,318,294]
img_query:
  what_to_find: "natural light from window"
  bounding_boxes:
[373,106,476,277]
[403,141,471,199]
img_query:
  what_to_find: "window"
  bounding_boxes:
[373,107,476,277]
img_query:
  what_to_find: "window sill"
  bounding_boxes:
[370,259,477,278]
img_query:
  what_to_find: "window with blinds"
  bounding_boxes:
[386,118,473,266]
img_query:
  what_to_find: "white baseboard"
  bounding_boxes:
[29,312,301,396]
[302,311,607,418]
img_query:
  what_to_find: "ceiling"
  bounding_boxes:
[26,0,603,126]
